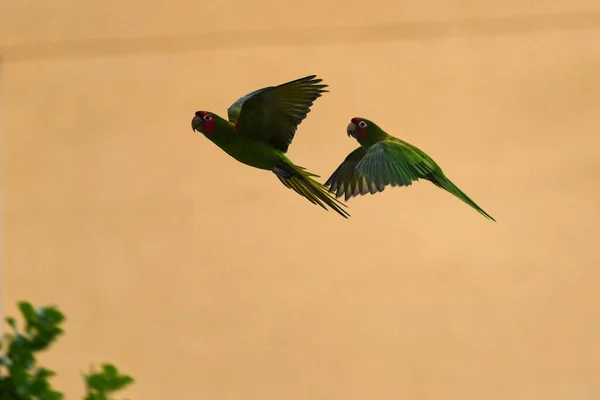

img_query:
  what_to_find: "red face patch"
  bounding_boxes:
[195,111,216,134]
[350,117,368,140]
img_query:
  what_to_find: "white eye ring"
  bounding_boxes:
[203,114,212,121]
[358,121,367,128]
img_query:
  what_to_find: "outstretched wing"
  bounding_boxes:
[232,75,328,153]
[354,139,437,189]
[324,147,385,201]
[227,88,268,123]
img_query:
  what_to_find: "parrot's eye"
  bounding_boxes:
[203,115,212,122]
[358,121,367,128]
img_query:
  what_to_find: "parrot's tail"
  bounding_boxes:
[273,161,351,219]
[432,176,496,222]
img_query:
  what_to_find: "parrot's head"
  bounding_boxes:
[347,117,386,147]
[191,111,218,136]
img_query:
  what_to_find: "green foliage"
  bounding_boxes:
[83,364,134,400]
[0,302,134,400]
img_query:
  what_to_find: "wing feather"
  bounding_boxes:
[324,147,386,201]
[355,140,436,188]
[232,75,328,153]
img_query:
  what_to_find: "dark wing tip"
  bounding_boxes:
[287,75,319,84]
[297,75,328,87]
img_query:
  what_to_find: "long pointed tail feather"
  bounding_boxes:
[274,162,351,219]
[433,176,496,222]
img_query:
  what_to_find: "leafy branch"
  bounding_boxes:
[0,302,134,400]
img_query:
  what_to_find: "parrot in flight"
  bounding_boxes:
[325,117,495,221]
[191,75,350,218]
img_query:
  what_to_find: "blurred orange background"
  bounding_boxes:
[1,1,599,399]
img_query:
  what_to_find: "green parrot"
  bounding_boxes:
[325,117,495,221]
[191,75,350,218]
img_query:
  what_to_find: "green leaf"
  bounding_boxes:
[37,307,65,326]
[85,374,107,391]
[18,302,37,327]
[10,365,30,388]
[3,302,133,400]
[7,337,35,370]
[36,368,56,380]
[83,363,134,397]
[41,389,63,400]
[102,364,117,379]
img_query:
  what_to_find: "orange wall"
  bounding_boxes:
[2,2,600,399]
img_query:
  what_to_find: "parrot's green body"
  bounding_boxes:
[325,117,495,221]
[191,75,349,218]
[192,115,284,170]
